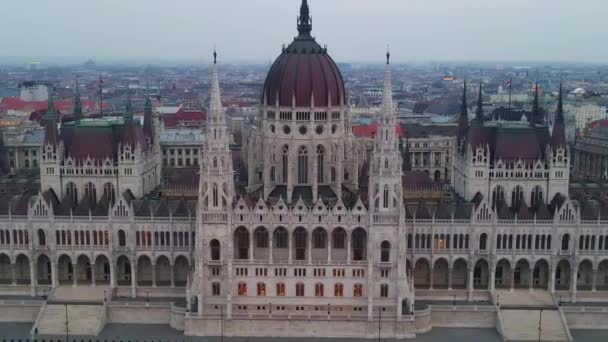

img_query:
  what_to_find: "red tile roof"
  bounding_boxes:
[352,124,404,138]
[0,97,110,114]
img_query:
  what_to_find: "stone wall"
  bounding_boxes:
[0,301,43,322]
[562,307,608,329]
[107,302,171,324]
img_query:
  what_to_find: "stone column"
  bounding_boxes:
[448,266,453,290]
[30,259,37,296]
[429,266,434,290]
[152,262,157,288]
[170,263,175,288]
[308,230,312,264]
[347,232,351,264]
[51,261,57,288]
[72,263,77,287]
[489,264,496,292]
[131,263,137,298]
[327,236,332,263]
[91,263,96,287]
[528,267,534,291]
[249,230,254,261]
[110,259,116,289]
[592,266,598,292]
[549,263,555,294]
[269,232,273,263]
[11,262,16,285]
[510,268,515,292]
[467,267,474,301]
[571,265,578,303]
[312,147,318,203]
[288,232,292,264]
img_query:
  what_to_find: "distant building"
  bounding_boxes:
[572,119,608,181]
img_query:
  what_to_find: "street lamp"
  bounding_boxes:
[538,309,543,342]
[378,307,382,342]
[220,305,224,342]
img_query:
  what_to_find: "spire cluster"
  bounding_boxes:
[297,0,312,37]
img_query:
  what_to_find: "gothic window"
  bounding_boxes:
[212,184,219,207]
[270,166,276,182]
[103,183,116,204]
[479,233,488,250]
[353,283,363,297]
[234,227,250,260]
[312,228,327,249]
[331,167,336,182]
[295,283,305,297]
[334,283,344,297]
[238,282,247,296]
[84,182,97,204]
[385,158,389,169]
[383,185,389,209]
[273,227,288,248]
[380,241,391,262]
[257,283,266,296]
[293,227,307,260]
[351,228,367,261]
[276,283,285,296]
[210,239,221,260]
[66,182,78,203]
[37,229,46,246]
[298,146,308,184]
[255,227,269,248]
[118,230,126,247]
[561,234,570,251]
[315,283,324,297]
[511,186,524,208]
[531,186,543,207]
[282,146,289,182]
[380,284,389,297]
[491,185,504,209]
[317,145,324,183]
[332,228,346,249]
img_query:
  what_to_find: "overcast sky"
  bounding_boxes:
[1,0,606,64]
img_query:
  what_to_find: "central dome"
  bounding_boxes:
[262,0,345,108]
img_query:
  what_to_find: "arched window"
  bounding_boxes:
[352,228,367,261]
[332,228,346,249]
[531,185,543,207]
[295,283,305,297]
[479,233,487,250]
[212,184,219,207]
[353,283,363,297]
[315,283,324,297]
[317,145,324,183]
[37,229,46,246]
[380,241,391,262]
[234,227,250,259]
[312,228,327,249]
[270,166,275,182]
[276,282,285,296]
[282,146,289,183]
[84,182,97,204]
[492,185,504,209]
[255,227,269,248]
[380,284,389,297]
[118,230,126,246]
[237,282,247,296]
[103,183,116,204]
[334,283,344,297]
[257,283,266,296]
[293,228,307,260]
[297,146,308,184]
[511,186,524,208]
[383,185,389,209]
[210,239,221,260]
[66,182,78,203]
[273,227,287,248]
[561,234,570,251]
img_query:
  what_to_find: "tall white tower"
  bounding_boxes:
[193,51,235,316]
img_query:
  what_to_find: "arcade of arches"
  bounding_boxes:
[0,253,190,290]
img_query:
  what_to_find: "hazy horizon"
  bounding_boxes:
[1,0,607,66]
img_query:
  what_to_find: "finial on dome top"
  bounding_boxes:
[386,45,390,65]
[297,0,312,37]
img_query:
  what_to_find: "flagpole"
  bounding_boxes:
[508,78,512,111]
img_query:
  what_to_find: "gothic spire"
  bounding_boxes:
[73,79,83,121]
[208,50,226,126]
[143,81,154,143]
[43,86,58,146]
[475,80,484,122]
[123,90,133,122]
[458,81,469,145]
[531,79,540,127]
[297,0,312,37]
[551,81,566,147]
[381,49,393,114]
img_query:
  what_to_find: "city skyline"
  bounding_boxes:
[1,0,607,65]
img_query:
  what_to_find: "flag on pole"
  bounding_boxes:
[505,78,512,87]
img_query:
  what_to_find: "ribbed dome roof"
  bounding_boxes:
[262,0,345,108]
